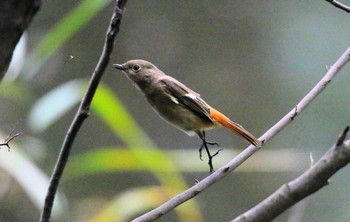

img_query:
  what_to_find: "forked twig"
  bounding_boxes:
[0,133,20,151]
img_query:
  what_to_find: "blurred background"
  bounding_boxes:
[1,0,350,221]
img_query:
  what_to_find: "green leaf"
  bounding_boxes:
[35,0,110,61]
[26,0,110,78]
[67,147,143,177]
[0,81,31,102]
[92,83,155,148]
[67,147,182,177]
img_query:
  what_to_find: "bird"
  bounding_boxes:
[113,59,261,173]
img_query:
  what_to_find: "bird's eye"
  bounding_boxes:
[131,65,141,72]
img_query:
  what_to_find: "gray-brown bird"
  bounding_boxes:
[113,59,261,172]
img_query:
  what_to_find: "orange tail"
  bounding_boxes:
[209,108,261,147]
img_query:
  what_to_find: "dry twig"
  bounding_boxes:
[39,1,128,221]
[0,133,20,151]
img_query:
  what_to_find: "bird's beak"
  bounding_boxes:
[113,63,126,70]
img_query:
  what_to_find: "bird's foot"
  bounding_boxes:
[198,140,221,174]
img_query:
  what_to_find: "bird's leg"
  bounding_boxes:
[198,131,221,173]
[199,140,219,161]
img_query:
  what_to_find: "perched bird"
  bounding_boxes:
[113,60,261,172]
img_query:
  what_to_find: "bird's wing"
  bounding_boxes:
[159,77,212,122]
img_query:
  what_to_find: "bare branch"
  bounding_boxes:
[39,1,128,221]
[336,125,349,146]
[132,47,350,222]
[325,0,350,13]
[0,133,20,151]
[232,127,350,222]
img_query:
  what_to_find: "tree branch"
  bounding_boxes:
[39,1,128,221]
[0,133,20,152]
[132,47,350,222]
[325,0,350,13]
[232,127,350,222]
[0,0,41,81]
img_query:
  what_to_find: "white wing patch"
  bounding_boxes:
[184,93,198,100]
[169,95,180,104]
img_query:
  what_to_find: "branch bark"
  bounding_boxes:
[132,47,350,222]
[232,127,350,222]
[39,1,128,221]
[325,0,350,13]
[0,0,41,81]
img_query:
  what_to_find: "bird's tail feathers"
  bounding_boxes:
[209,108,261,147]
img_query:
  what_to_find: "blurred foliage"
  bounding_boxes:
[89,186,173,222]
[24,0,111,79]
[0,132,66,220]
[1,1,350,222]
[28,80,86,132]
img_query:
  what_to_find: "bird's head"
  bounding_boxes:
[113,59,165,89]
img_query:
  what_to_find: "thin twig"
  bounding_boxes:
[232,127,350,222]
[39,1,128,221]
[325,0,350,13]
[336,125,349,146]
[132,47,350,222]
[0,133,20,151]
